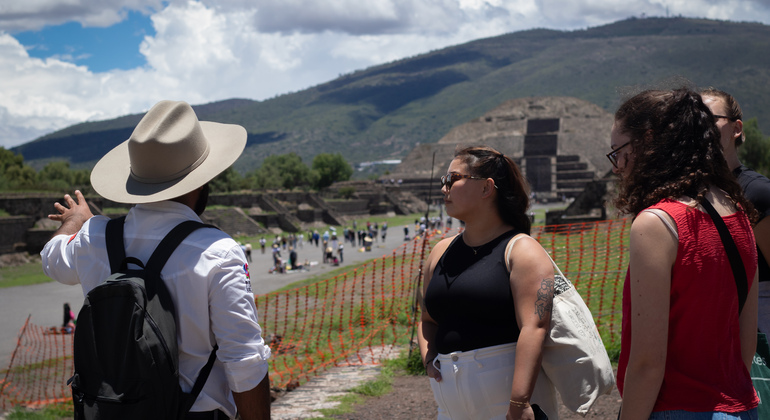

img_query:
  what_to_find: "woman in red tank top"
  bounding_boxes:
[610,87,759,420]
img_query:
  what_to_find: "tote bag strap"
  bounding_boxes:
[505,234,564,278]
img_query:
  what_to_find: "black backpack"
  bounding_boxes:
[70,216,218,419]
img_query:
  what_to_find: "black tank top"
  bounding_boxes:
[425,230,521,354]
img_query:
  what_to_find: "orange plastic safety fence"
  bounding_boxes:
[257,231,438,388]
[0,317,73,410]
[1,218,632,409]
[532,218,631,341]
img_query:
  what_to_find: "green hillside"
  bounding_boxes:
[13,17,770,173]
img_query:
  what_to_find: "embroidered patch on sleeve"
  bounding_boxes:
[243,263,252,293]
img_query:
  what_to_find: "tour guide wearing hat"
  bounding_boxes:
[41,100,272,420]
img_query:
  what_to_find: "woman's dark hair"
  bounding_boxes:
[613,87,754,220]
[454,145,531,234]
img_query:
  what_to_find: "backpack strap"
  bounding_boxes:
[181,344,219,415]
[693,195,748,314]
[105,216,127,273]
[144,220,218,276]
[142,220,219,414]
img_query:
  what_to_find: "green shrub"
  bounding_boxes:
[338,186,356,199]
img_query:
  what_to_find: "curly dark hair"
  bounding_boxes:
[454,145,531,234]
[612,87,754,220]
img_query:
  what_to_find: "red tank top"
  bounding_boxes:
[617,199,758,412]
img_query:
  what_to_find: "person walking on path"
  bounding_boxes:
[40,100,272,420]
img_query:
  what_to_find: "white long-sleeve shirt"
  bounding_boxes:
[41,201,271,417]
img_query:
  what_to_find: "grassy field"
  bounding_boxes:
[0,260,53,289]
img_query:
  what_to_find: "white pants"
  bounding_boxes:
[429,342,559,420]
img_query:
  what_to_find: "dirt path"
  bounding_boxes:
[332,373,622,420]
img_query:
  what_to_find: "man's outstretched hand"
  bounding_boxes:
[49,190,94,238]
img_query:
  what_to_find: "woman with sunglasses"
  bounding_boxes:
[611,87,759,420]
[417,145,558,420]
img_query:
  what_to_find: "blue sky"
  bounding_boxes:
[1,0,770,149]
[14,11,154,72]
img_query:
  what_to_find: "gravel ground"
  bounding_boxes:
[332,372,622,420]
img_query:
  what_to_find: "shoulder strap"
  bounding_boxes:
[106,216,127,273]
[505,234,564,278]
[696,197,748,314]
[181,344,219,415]
[143,220,219,415]
[144,220,218,276]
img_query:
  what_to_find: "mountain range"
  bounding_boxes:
[13,16,770,175]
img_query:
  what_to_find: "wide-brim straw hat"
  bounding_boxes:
[91,100,246,204]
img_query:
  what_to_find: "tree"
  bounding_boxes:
[38,161,89,191]
[4,165,38,190]
[312,153,353,190]
[0,148,24,175]
[210,167,248,193]
[740,118,770,177]
[251,153,316,191]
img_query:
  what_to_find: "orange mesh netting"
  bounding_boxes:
[0,218,631,410]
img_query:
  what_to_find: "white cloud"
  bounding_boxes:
[0,0,165,32]
[0,0,770,148]
[253,0,403,34]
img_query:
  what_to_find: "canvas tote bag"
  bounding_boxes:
[507,235,616,415]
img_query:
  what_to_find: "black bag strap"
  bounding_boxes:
[694,195,748,314]
[181,344,219,414]
[104,216,220,413]
[144,220,217,276]
[106,216,127,273]
[149,221,219,414]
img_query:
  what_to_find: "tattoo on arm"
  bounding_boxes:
[534,278,554,320]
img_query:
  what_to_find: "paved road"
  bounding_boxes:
[0,219,454,369]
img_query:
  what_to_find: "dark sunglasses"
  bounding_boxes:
[713,114,737,121]
[606,141,631,169]
[440,172,487,190]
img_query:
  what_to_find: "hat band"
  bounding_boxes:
[129,144,211,184]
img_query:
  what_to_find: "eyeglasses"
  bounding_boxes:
[606,141,631,169]
[713,114,737,122]
[440,172,487,190]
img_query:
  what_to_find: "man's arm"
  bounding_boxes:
[232,372,270,420]
[48,190,94,237]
